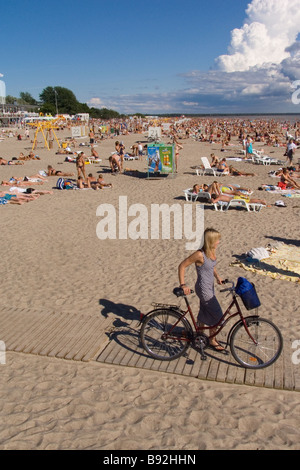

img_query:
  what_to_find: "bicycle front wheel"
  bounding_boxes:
[230,317,283,369]
[140,309,192,361]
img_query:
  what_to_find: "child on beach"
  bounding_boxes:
[178,228,225,351]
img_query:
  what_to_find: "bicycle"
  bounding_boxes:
[139,280,283,369]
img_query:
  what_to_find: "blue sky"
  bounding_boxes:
[1,0,300,114]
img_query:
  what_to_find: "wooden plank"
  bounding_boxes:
[1,310,39,347]
[206,356,221,382]
[55,315,95,359]
[282,342,295,391]
[168,353,191,376]
[8,313,56,351]
[29,314,71,355]
[45,314,82,357]
[181,347,200,378]
[263,361,275,389]
[274,352,284,390]
[15,315,59,354]
[6,315,44,350]
[197,353,212,380]
[234,365,246,385]
[66,318,108,361]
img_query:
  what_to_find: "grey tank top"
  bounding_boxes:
[195,250,216,302]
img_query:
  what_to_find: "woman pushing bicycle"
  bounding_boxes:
[178,228,225,351]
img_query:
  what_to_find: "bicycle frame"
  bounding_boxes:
[159,291,259,348]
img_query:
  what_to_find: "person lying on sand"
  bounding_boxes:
[47,165,75,177]
[0,157,24,165]
[0,191,41,205]
[9,187,53,196]
[18,152,40,160]
[229,166,257,177]
[1,178,45,187]
[55,148,74,155]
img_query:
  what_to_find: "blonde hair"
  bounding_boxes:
[202,228,221,257]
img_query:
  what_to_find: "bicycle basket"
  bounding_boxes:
[235,277,261,310]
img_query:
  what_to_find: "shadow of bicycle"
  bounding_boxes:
[96,304,240,369]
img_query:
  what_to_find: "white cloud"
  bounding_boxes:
[87,97,104,107]
[241,84,266,95]
[86,0,300,114]
[216,0,300,72]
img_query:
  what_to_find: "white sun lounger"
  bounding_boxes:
[214,198,265,212]
[196,157,227,176]
[183,189,212,202]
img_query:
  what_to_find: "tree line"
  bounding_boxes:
[5,86,144,120]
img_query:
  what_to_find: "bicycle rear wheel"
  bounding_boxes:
[230,317,283,369]
[140,309,192,361]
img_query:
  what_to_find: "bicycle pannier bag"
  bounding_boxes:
[235,277,261,310]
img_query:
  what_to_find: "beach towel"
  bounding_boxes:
[56,178,65,190]
[231,243,300,283]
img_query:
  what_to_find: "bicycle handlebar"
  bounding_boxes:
[219,279,235,293]
[174,279,234,298]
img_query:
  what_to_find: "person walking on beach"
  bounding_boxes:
[245,135,253,158]
[285,138,297,166]
[178,228,225,351]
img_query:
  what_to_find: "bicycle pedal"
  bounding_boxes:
[201,355,207,361]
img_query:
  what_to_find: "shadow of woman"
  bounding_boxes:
[99,298,141,327]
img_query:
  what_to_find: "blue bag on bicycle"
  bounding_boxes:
[235,277,261,310]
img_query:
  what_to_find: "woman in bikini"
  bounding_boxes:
[76,152,87,180]
[47,165,75,177]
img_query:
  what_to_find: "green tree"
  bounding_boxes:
[39,86,80,114]
[5,95,18,104]
[19,92,38,105]
[39,102,57,115]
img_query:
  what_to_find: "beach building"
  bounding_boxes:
[0,75,5,105]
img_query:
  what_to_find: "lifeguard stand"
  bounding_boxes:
[30,119,61,150]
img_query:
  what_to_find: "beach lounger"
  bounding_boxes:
[183,188,264,212]
[251,152,281,165]
[183,189,212,202]
[213,198,265,212]
[196,157,226,176]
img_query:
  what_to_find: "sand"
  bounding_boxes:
[0,123,299,450]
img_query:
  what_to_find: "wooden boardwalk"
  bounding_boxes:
[0,306,299,391]
[0,305,111,362]
[96,320,300,392]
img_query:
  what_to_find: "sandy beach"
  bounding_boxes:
[0,120,299,450]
